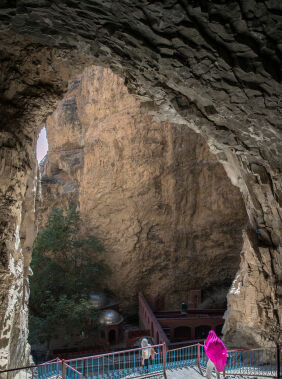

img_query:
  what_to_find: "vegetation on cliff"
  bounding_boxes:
[29,205,106,350]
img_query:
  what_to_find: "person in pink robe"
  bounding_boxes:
[204,330,227,378]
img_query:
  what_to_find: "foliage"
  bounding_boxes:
[29,205,106,348]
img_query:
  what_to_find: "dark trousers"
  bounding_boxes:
[144,358,150,372]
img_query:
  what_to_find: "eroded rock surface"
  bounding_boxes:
[0,0,281,368]
[38,66,247,314]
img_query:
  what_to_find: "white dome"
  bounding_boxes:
[98,309,123,326]
[89,293,108,310]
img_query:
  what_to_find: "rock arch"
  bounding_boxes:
[0,0,281,368]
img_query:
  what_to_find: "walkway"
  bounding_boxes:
[166,367,270,379]
[167,367,203,378]
[125,367,265,379]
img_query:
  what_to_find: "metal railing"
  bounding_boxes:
[65,343,165,379]
[0,360,60,379]
[225,346,280,378]
[1,343,281,379]
[64,363,82,379]
[198,344,281,378]
[166,343,198,370]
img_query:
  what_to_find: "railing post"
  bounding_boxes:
[62,359,65,379]
[56,358,59,376]
[162,343,167,379]
[83,359,86,377]
[197,343,201,370]
[277,345,281,379]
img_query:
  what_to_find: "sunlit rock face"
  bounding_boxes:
[38,66,247,316]
[0,159,36,369]
[224,229,281,348]
[0,0,281,368]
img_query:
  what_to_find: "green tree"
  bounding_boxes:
[29,205,106,352]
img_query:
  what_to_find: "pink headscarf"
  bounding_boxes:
[204,330,227,372]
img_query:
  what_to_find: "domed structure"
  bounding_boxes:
[89,293,108,310]
[98,309,123,326]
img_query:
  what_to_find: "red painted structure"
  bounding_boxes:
[139,293,170,346]
[156,310,224,341]
[98,323,123,346]
[139,292,224,345]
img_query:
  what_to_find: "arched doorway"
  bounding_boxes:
[109,329,116,344]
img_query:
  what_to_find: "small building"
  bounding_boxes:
[89,293,124,346]
[98,309,124,345]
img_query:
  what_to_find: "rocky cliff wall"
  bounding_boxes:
[39,66,247,314]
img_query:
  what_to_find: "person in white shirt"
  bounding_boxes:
[141,338,154,372]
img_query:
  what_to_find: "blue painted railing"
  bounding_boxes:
[1,343,280,379]
[65,363,82,379]
[66,344,164,379]
[225,347,278,377]
[166,344,198,369]
[198,344,279,378]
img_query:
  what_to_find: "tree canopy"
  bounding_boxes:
[29,205,106,349]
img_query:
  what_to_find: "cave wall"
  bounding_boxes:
[0,0,281,368]
[0,44,83,368]
[38,65,246,314]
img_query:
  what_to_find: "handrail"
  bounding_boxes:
[155,314,223,320]
[154,309,225,314]
[199,343,278,352]
[169,339,205,348]
[168,343,198,353]
[0,359,58,373]
[65,343,164,362]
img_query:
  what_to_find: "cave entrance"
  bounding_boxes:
[28,64,247,357]
[34,65,247,312]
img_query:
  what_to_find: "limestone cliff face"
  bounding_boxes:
[39,66,247,314]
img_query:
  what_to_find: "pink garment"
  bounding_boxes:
[204,330,227,372]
